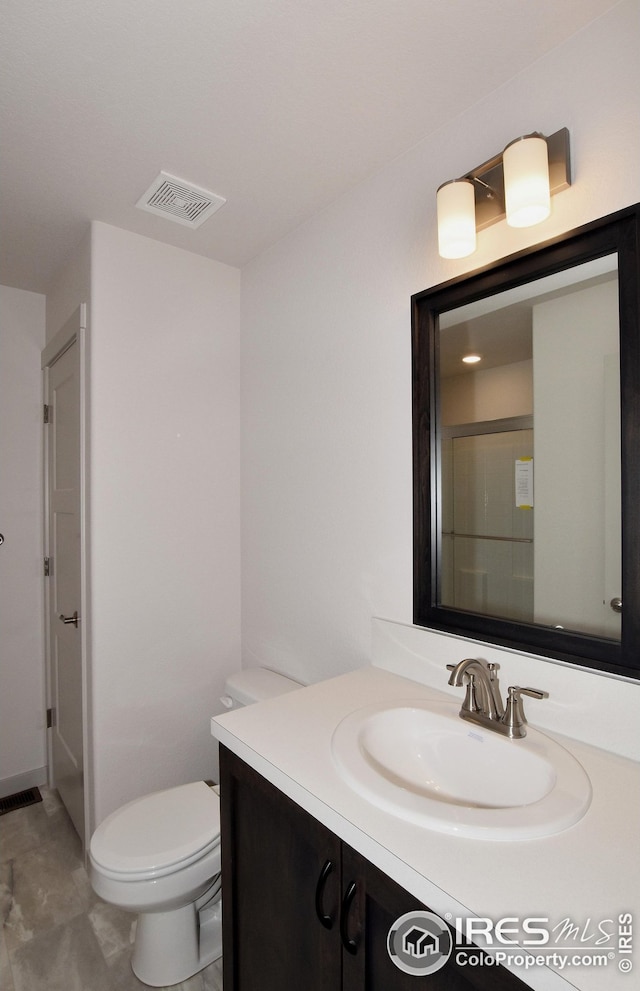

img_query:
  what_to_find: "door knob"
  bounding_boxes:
[59,611,79,628]
[610,597,622,614]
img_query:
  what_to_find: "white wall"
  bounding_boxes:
[0,285,47,796]
[89,223,241,823]
[46,229,92,345]
[441,360,533,426]
[240,0,640,686]
[45,224,241,828]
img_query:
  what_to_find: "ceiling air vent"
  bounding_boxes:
[136,172,226,229]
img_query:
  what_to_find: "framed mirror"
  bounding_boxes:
[412,204,639,677]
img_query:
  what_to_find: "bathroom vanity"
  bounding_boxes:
[211,628,639,991]
[219,746,527,990]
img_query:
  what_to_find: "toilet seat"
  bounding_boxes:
[90,781,220,881]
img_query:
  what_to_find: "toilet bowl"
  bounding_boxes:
[89,668,301,987]
[90,780,222,986]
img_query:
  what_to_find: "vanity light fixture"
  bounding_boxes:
[436,179,477,259]
[436,128,571,259]
[503,134,551,228]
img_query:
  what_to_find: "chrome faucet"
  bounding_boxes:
[446,658,548,739]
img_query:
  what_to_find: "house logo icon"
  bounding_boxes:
[403,924,441,958]
[388,911,452,976]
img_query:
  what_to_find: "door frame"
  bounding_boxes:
[42,304,91,852]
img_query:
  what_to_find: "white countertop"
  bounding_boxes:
[211,665,639,991]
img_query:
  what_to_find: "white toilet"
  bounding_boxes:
[89,668,301,987]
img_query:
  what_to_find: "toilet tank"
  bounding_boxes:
[220,667,302,710]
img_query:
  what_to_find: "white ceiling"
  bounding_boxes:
[0,0,620,294]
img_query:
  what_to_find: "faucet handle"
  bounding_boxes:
[446,661,500,671]
[462,673,483,714]
[503,686,549,738]
[445,664,481,712]
[512,687,548,700]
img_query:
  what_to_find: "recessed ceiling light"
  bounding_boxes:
[462,354,482,364]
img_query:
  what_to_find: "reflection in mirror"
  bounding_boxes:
[412,204,640,677]
[438,257,620,640]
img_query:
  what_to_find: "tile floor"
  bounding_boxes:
[0,788,223,991]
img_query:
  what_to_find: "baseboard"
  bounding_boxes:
[0,766,48,800]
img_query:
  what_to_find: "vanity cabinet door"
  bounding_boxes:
[220,747,342,991]
[341,844,530,991]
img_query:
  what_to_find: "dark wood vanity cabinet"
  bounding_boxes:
[219,745,341,990]
[219,747,530,991]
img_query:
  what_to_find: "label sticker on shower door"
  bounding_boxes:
[515,458,534,508]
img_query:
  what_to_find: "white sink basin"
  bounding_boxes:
[331,699,591,841]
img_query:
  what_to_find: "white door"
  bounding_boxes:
[43,309,86,844]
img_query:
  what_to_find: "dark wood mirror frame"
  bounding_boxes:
[412,204,640,678]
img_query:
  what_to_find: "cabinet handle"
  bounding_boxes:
[315,859,334,930]
[340,881,358,955]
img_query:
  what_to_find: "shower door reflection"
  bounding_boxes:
[441,422,533,622]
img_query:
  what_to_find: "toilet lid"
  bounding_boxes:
[90,781,220,878]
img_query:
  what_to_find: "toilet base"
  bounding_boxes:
[131,895,222,987]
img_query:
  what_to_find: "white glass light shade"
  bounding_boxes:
[503,135,550,228]
[437,180,476,259]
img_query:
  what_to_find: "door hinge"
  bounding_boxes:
[43,404,51,424]
[44,556,51,577]
[47,707,55,729]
